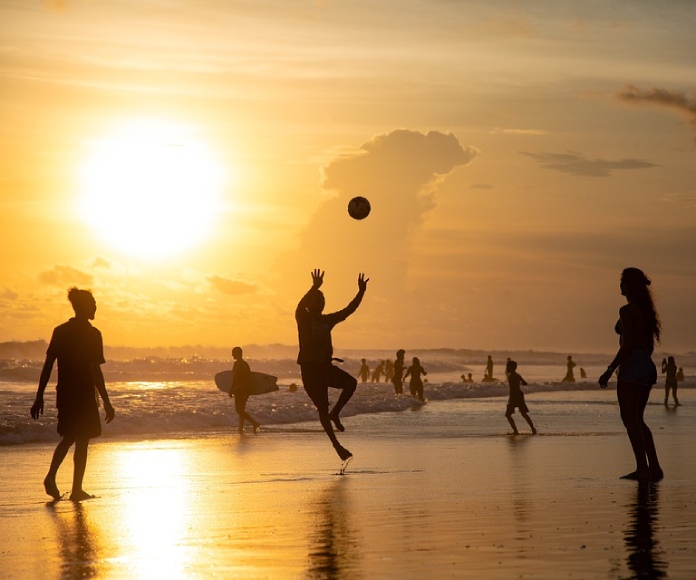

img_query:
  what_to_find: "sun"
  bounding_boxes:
[79,119,227,259]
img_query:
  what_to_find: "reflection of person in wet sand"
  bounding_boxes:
[357,359,370,384]
[562,355,576,383]
[599,267,663,482]
[296,269,368,461]
[624,482,667,578]
[391,349,406,395]
[404,356,427,401]
[30,288,115,501]
[505,360,536,435]
[230,346,260,434]
[661,356,679,407]
[371,361,385,383]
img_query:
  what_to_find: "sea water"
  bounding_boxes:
[2,354,692,446]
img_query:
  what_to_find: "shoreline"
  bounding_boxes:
[2,391,695,578]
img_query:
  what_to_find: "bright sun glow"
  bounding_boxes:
[79,120,227,259]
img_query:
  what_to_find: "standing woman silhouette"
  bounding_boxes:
[599,268,663,481]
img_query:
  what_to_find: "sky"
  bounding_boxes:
[1,0,695,355]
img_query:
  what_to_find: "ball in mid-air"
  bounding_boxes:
[347,196,371,220]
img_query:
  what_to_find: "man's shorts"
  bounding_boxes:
[300,362,355,412]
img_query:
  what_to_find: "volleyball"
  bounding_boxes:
[347,196,371,220]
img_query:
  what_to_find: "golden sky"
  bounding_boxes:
[1,0,695,353]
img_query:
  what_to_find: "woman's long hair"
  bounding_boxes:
[621,268,661,346]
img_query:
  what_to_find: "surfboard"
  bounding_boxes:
[214,370,279,395]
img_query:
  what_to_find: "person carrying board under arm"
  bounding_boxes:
[295,269,368,461]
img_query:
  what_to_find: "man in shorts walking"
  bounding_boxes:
[296,269,368,460]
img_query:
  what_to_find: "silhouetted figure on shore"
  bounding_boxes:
[357,359,370,384]
[562,355,576,383]
[230,346,260,434]
[404,356,427,401]
[30,288,115,501]
[505,360,536,435]
[580,367,587,379]
[676,367,684,382]
[296,269,368,461]
[661,356,679,407]
[371,361,385,383]
[599,267,663,482]
[391,349,406,395]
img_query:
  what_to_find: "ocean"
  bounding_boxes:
[2,349,692,446]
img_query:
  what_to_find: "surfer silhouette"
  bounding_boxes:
[296,269,368,461]
[505,360,536,435]
[30,288,115,501]
[230,346,260,434]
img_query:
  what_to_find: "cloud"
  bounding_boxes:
[490,128,548,136]
[520,151,657,177]
[38,265,93,288]
[617,85,696,137]
[208,275,257,296]
[277,129,478,306]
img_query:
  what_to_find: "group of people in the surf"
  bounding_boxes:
[29,265,675,501]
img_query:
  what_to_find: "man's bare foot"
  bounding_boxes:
[531,428,538,435]
[620,471,649,481]
[650,467,664,482]
[44,477,61,501]
[329,413,345,432]
[253,423,260,433]
[69,490,96,502]
[333,443,352,461]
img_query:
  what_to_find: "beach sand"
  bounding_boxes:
[1,389,695,579]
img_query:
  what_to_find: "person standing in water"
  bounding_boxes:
[599,267,663,482]
[357,359,370,383]
[562,355,576,382]
[404,356,427,401]
[230,346,260,434]
[661,356,679,407]
[296,269,368,461]
[505,360,536,435]
[391,349,406,395]
[30,288,115,501]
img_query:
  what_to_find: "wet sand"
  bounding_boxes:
[1,390,695,579]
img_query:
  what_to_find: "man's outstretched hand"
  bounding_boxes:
[358,273,369,292]
[311,269,324,289]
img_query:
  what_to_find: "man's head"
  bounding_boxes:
[307,290,325,314]
[68,287,97,320]
[232,346,243,360]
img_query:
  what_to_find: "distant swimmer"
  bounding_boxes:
[505,360,536,435]
[296,269,368,462]
[404,356,427,402]
[598,267,663,482]
[384,359,394,383]
[661,356,679,407]
[357,358,370,384]
[676,367,685,382]
[461,372,474,383]
[30,288,115,501]
[391,349,406,395]
[562,355,576,383]
[230,346,261,434]
[485,355,494,381]
[371,361,385,383]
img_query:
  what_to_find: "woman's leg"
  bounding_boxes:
[617,381,650,478]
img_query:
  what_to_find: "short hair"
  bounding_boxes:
[67,287,95,313]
